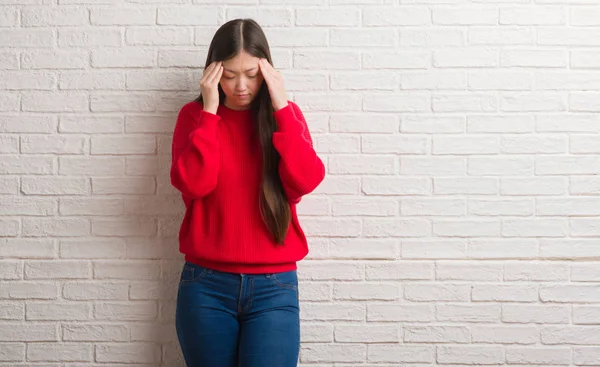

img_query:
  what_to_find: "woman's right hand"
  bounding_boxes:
[200,61,223,115]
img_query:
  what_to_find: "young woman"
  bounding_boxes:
[170,18,325,366]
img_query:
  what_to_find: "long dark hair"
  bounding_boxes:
[194,19,290,244]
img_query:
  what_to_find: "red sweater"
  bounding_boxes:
[170,100,325,274]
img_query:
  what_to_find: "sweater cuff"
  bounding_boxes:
[273,103,304,133]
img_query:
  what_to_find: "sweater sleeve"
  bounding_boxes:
[170,103,221,199]
[272,101,326,204]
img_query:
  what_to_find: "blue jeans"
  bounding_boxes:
[175,262,300,367]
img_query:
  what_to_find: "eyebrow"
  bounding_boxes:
[223,67,258,73]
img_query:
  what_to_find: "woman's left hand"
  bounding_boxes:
[259,58,288,111]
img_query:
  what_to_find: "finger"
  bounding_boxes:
[206,61,222,80]
[210,64,223,84]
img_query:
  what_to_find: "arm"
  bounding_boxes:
[170,103,221,199]
[272,101,326,204]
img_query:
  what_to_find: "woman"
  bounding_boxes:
[170,18,325,367]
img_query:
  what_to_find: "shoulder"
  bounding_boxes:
[179,101,204,116]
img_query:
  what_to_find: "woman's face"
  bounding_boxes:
[219,50,264,111]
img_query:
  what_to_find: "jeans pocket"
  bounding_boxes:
[180,263,211,284]
[271,270,298,291]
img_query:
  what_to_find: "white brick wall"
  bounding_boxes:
[1,0,599,366]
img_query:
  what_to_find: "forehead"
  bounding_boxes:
[222,51,260,72]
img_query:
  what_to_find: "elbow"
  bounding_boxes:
[170,165,218,199]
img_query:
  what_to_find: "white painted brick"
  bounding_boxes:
[433,93,497,112]
[363,7,430,26]
[400,28,465,47]
[368,304,433,322]
[437,345,504,364]
[93,261,160,280]
[1,239,55,259]
[22,92,88,112]
[96,343,161,363]
[58,29,122,47]
[505,262,569,281]
[363,218,431,238]
[0,198,55,216]
[60,71,125,90]
[502,218,568,237]
[297,8,359,26]
[301,303,365,321]
[506,347,571,365]
[294,93,361,111]
[90,7,155,25]
[0,30,54,47]
[314,135,359,154]
[404,325,469,343]
[573,306,600,325]
[265,28,328,47]
[0,71,56,90]
[331,71,399,91]
[92,48,155,68]
[366,262,432,280]
[364,94,430,112]
[332,197,396,216]
[571,218,600,237]
[25,261,90,279]
[501,135,567,154]
[22,50,88,70]
[0,92,19,111]
[334,283,400,301]
[62,324,128,342]
[469,27,534,46]
[572,50,600,68]
[404,283,471,302]
[27,343,92,362]
[469,239,538,259]
[503,304,569,324]
[299,282,331,302]
[27,302,90,321]
[226,7,291,26]
[403,240,467,259]
[92,177,155,195]
[301,323,333,343]
[363,177,431,196]
[572,263,600,281]
[0,323,57,341]
[433,7,498,25]
[540,239,600,259]
[539,28,600,46]
[574,346,600,366]
[469,198,533,216]
[329,239,399,260]
[472,284,538,302]
[22,7,88,26]
[21,135,86,154]
[502,49,567,68]
[469,156,533,176]
[403,71,466,90]
[363,135,428,154]
[434,177,498,195]
[301,344,366,363]
[330,28,396,47]
[0,343,24,362]
[364,51,429,69]
[572,92,600,111]
[367,345,433,363]
[540,285,600,302]
[501,6,566,25]
[94,301,157,321]
[62,282,128,301]
[436,304,501,323]
[299,262,363,281]
[335,324,399,343]
[329,155,394,174]
[571,176,600,195]
[294,50,360,70]
[0,52,19,69]
[502,92,566,112]
[436,261,502,281]
[433,219,501,237]
[434,49,498,68]
[0,301,24,320]
[22,218,90,237]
